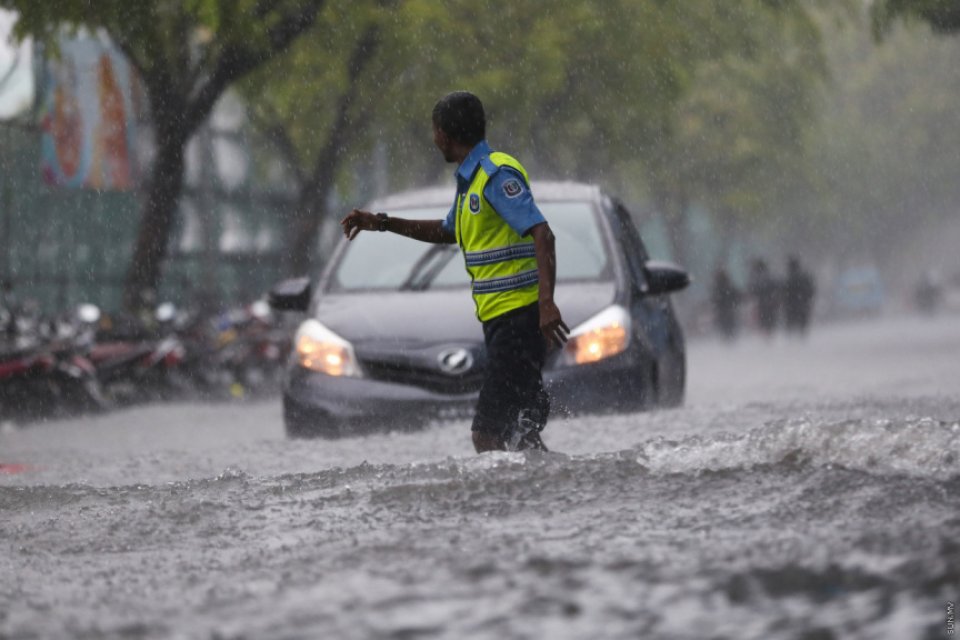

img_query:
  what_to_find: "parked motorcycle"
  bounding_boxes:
[0,305,107,422]
[0,296,291,424]
[78,304,189,406]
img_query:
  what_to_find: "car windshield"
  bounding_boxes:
[330,200,610,291]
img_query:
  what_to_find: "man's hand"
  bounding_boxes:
[540,298,569,348]
[340,209,379,241]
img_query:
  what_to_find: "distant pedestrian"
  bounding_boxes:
[914,270,943,315]
[710,267,742,341]
[783,256,816,335]
[748,258,778,338]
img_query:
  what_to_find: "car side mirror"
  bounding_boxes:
[643,261,690,296]
[268,277,312,312]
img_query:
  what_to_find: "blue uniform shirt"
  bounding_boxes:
[442,140,546,238]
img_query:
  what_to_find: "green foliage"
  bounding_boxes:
[232,0,837,269]
[812,7,960,254]
[3,0,848,277]
[662,0,828,225]
[241,0,392,181]
[873,0,960,36]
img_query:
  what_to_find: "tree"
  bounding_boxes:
[661,1,828,260]
[242,0,591,274]
[416,0,829,266]
[245,1,832,275]
[873,0,960,35]
[811,5,960,257]
[2,0,327,308]
[240,0,401,275]
[374,0,752,266]
[578,0,829,266]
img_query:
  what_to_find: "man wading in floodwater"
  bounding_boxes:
[340,91,569,453]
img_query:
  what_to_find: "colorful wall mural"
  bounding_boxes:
[39,38,140,191]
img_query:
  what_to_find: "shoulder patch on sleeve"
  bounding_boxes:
[502,178,524,199]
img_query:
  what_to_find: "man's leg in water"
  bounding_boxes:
[471,303,548,453]
[472,385,549,452]
[507,386,549,452]
[473,430,505,453]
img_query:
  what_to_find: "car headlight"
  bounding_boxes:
[294,319,362,377]
[561,305,631,366]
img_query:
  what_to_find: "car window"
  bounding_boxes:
[332,207,466,291]
[541,201,610,281]
[611,203,649,289]
[330,200,611,291]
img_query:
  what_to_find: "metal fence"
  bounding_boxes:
[1,120,294,315]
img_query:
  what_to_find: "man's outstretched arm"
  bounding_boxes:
[340,209,455,244]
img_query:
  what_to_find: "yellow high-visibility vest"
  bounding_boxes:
[455,152,539,322]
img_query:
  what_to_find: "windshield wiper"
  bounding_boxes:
[398,244,459,292]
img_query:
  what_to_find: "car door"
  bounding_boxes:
[607,201,685,403]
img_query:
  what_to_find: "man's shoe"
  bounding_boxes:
[517,429,548,452]
[505,414,548,452]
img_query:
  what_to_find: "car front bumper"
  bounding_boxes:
[283,346,654,437]
[283,366,478,436]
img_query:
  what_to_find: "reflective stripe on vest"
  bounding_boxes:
[455,152,539,322]
[463,243,537,267]
[471,268,540,294]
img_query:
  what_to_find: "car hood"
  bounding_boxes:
[315,281,617,346]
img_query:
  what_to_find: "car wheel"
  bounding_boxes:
[659,356,686,408]
[283,398,343,439]
[284,418,319,439]
[647,362,661,408]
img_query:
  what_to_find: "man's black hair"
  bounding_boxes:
[432,91,486,146]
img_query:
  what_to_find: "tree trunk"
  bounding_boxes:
[123,135,186,310]
[282,25,381,276]
[287,154,337,276]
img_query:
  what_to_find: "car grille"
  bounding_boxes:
[360,358,484,395]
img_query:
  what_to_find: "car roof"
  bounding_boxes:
[367,180,605,212]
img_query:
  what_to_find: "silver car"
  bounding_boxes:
[270,181,689,438]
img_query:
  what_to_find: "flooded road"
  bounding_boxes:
[2,315,959,639]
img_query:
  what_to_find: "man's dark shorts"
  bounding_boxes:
[472,302,549,440]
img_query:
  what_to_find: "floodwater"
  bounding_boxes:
[1,314,958,639]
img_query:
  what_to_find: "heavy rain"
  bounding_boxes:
[1,2,959,639]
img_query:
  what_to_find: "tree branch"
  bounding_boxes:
[183,1,326,135]
[248,104,308,186]
[301,23,381,201]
